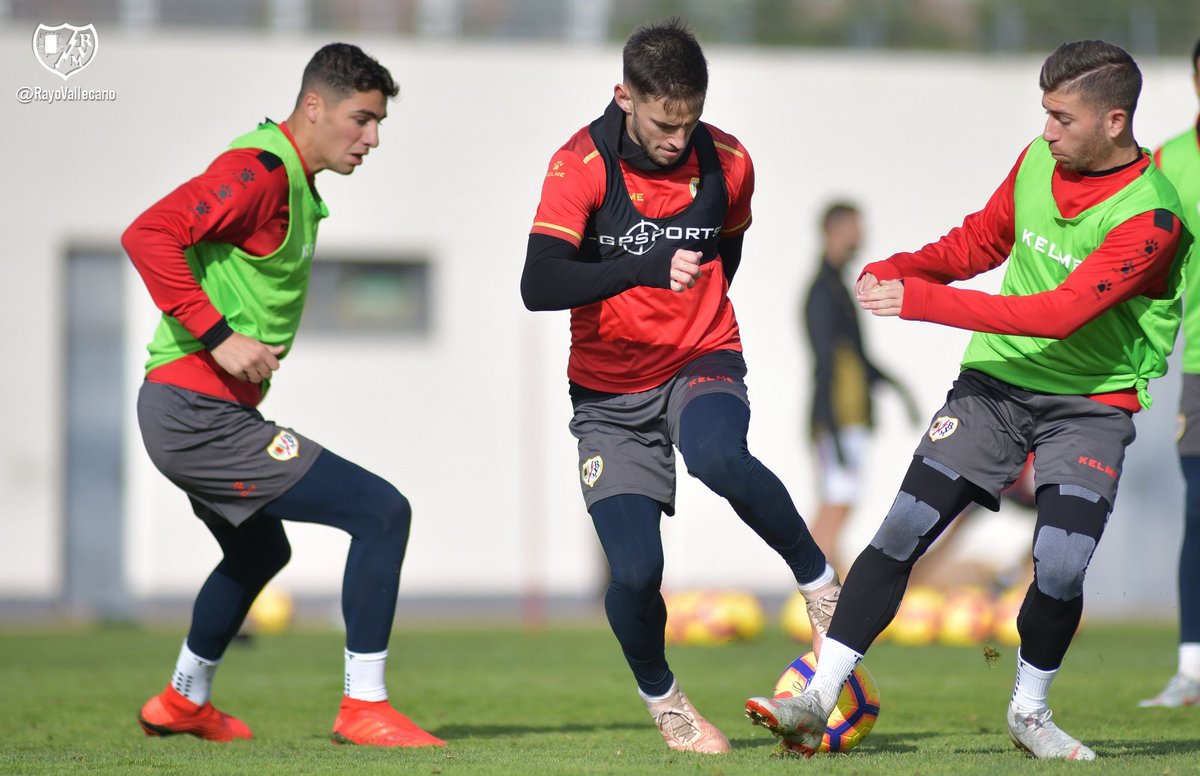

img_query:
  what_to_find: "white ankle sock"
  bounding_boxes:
[171,641,220,705]
[798,563,836,593]
[345,648,388,702]
[639,679,678,704]
[805,637,861,715]
[1180,643,1200,681]
[1011,650,1056,713]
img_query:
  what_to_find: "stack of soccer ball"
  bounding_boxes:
[781,584,1031,648]
[663,589,765,645]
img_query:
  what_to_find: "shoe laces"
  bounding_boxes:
[655,704,701,744]
[805,584,840,621]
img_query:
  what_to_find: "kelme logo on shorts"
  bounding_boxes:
[928,416,959,442]
[582,455,603,488]
[267,430,300,461]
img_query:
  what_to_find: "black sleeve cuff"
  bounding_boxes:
[198,317,235,350]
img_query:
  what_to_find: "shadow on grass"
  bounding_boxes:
[724,730,937,756]
[1090,738,1200,757]
[434,720,649,738]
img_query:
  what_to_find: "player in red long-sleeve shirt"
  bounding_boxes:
[523,18,837,755]
[124,43,444,749]
[747,40,1191,761]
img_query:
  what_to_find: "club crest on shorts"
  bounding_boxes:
[267,430,300,461]
[928,416,959,442]
[581,455,604,488]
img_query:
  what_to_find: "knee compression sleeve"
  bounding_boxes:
[1017,484,1110,670]
[827,456,980,652]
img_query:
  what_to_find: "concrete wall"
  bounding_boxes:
[1,30,1195,615]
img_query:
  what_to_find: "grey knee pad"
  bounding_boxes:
[870,491,941,561]
[1033,485,1106,601]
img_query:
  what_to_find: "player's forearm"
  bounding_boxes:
[122,220,224,338]
[521,234,664,311]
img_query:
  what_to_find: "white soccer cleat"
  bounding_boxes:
[643,683,731,754]
[1139,673,1200,708]
[744,692,828,757]
[1006,705,1096,761]
[801,573,841,658]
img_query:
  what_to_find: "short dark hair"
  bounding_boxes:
[822,201,859,233]
[1039,40,1141,114]
[299,43,398,104]
[622,18,708,109]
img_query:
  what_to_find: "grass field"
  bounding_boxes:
[2,619,1197,775]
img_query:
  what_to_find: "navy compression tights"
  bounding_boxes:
[590,392,826,696]
[1180,457,1200,644]
[186,448,411,658]
[827,456,1110,670]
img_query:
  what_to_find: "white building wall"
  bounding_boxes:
[1,31,1194,613]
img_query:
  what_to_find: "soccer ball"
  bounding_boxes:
[664,590,735,645]
[722,590,766,641]
[938,586,995,646]
[779,590,813,643]
[247,585,294,635]
[880,585,944,646]
[772,651,880,753]
[664,590,765,645]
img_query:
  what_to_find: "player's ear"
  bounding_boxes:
[1103,107,1128,140]
[614,82,633,114]
[301,90,323,123]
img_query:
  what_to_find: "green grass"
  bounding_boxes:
[1,620,1196,775]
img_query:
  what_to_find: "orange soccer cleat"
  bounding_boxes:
[331,696,446,747]
[138,684,252,742]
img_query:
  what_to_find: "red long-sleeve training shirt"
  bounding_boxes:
[863,145,1184,412]
[122,122,310,406]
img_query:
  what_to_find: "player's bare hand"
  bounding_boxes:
[855,272,880,296]
[669,249,703,293]
[858,279,905,317]
[211,332,286,383]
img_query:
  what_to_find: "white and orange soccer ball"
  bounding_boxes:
[773,651,880,754]
[938,586,995,646]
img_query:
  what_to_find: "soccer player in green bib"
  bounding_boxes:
[1141,37,1200,710]
[123,44,444,748]
[745,40,1192,760]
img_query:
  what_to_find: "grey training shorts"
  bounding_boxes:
[1178,373,1200,456]
[137,381,322,526]
[569,349,751,515]
[913,369,1135,509]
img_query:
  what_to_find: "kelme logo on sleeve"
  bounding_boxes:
[928,416,959,442]
[582,456,604,487]
[267,430,300,461]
